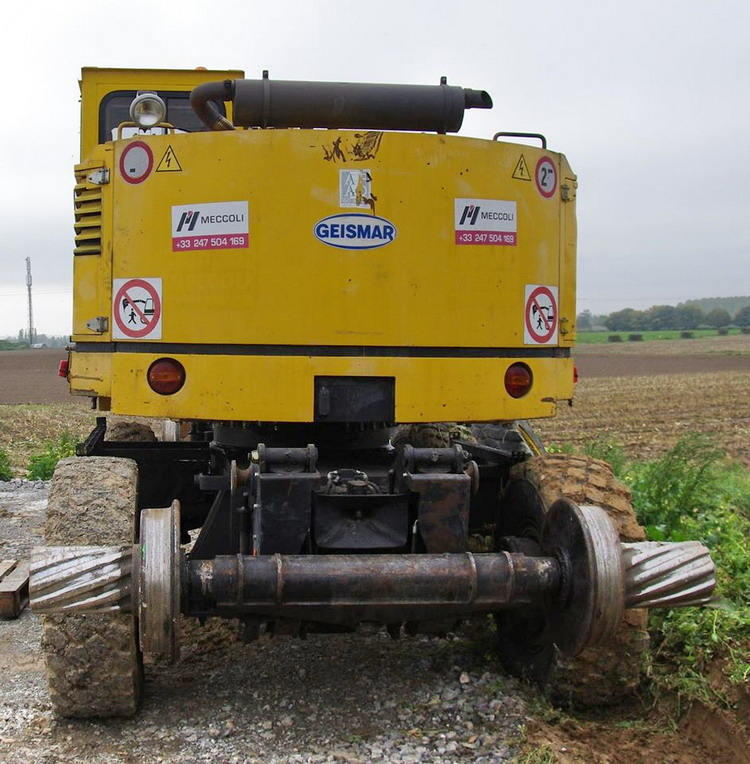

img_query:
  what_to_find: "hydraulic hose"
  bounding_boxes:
[190,80,235,131]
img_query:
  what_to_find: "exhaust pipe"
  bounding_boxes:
[190,76,493,133]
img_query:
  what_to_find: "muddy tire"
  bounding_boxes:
[497,453,650,707]
[42,456,143,717]
[471,420,545,456]
[391,423,476,449]
[107,420,157,442]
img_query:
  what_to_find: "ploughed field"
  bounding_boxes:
[537,334,750,468]
[0,348,71,405]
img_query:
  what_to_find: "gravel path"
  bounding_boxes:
[1,481,528,763]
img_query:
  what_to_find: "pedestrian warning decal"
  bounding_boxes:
[512,155,531,181]
[156,146,182,173]
[112,278,162,340]
[119,141,154,184]
[524,284,558,345]
[535,157,557,199]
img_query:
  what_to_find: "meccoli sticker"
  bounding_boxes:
[314,213,396,250]
[171,201,249,251]
[454,198,517,246]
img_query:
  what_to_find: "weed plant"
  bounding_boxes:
[26,431,77,480]
[591,436,750,705]
[0,447,12,481]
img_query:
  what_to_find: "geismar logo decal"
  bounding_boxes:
[313,213,397,250]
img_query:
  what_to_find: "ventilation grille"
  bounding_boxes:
[73,171,103,255]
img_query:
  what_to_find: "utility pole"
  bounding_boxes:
[25,257,35,345]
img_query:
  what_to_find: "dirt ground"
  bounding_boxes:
[0,349,73,405]
[573,333,750,378]
[1,337,749,762]
[536,334,750,468]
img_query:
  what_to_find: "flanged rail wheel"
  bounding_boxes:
[41,456,143,717]
[495,453,650,706]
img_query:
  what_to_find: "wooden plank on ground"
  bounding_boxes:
[0,561,30,618]
[0,560,18,580]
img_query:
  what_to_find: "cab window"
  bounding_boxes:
[99,91,226,142]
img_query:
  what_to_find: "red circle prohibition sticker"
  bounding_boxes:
[524,285,558,344]
[535,156,557,199]
[113,278,162,339]
[119,141,154,184]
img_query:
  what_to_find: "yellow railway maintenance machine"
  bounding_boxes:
[31,68,716,717]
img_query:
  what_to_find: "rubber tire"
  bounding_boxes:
[471,420,545,457]
[107,420,157,442]
[500,454,650,707]
[42,456,143,717]
[391,423,476,449]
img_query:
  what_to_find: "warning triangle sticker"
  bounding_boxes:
[512,154,531,181]
[156,146,182,173]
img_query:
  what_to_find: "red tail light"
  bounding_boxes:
[147,358,186,395]
[573,365,579,383]
[504,363,532,398]
[57,360,69,378]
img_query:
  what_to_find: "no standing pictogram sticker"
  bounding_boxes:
[113,278,162,340]
[535,156,557,199]
[524,284,558,345]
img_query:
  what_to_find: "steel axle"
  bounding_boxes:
[31,500,716,662]
[188,552,560,622]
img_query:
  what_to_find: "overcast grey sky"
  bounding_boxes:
[0,0,748,335]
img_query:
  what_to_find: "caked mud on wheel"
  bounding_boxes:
[106,420,157,442]
[42,457,143,717]
[391,422,476,449]
[497,453,650,707]
[471,420,545,457]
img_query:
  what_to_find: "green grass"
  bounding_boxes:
[576,329,736,344]
[516,745,559,763]
[26,431,78,480]
[587,436,750,706]
[0,446,12,481]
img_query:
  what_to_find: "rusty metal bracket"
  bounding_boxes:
[405,472,472,552]
[252,443,320,555]
[394,444,473,552]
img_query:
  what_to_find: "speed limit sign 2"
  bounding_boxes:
[535,157,557,199]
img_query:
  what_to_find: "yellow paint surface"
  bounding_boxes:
[71,69,577,423]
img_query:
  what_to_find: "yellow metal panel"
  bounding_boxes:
[558,153,578,345]
[71,156,113,339]
[103,353,573,422]
[69,352,112,398]
[71,88,578,424]
[109,130,568,349]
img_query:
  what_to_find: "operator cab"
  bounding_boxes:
[99,91,227,142]
[78,67,245,156]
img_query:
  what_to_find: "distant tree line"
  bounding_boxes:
[7,331,68,348]
[577,303,750,332]
[681,295,750,315]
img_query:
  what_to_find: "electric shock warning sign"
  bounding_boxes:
[454,198,517,245]
[171,201,249,251]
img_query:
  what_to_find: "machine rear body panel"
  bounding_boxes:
[71,125,576,422]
